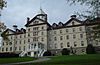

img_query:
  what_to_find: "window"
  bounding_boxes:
[23,46,25,51]
[79,27,82,31]
[42,26,44,30]
[95,40,98,45]
[15,47,17,50]
[54,37,57,41]
[33,37,38,41]
[28,33,30,37]
[34,21,39,24]
[6,48,8,51]
[67,42,70,47]
[66,35,69,39]
[33,27,39,31]
[6,42,8,45]
[80,34,83,38]
[41,38,44,41]
[73,35,76,39]
[66,29,68,33]
[16,36,17,39]
[60,30,62,34]
[73,28,75,32]
[19,46,21,50]
[2,42,4,46]
[54,31,56,34]
[74,42,77,47]
[20,41,21,44]
[81,41,84,46]
[20,35,22,38]
[60,43,63,48]
[2,48,4,51]
[11,36,12,39]
[24,34,26,38]
[24,40,25,44]
[55,43,57,49]
[28,39,30,42]
[33,32,38,36]
[72,22,75,25]
[15,41,17,44]
[10,47,12,51]
[28,28,30,31]
[9,42,12,45]
[82,49,85,52]
[41,32,44,35]
[60,36,63,40]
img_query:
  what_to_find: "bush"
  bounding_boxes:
[0,52,19,58]
[62,48,70,55]
[86,44,96,54]
[43,50,52,56]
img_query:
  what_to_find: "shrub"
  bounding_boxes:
[0,52,19,58]
[43,50,52,56]
[86,44,96,54]
[62,48,70,55]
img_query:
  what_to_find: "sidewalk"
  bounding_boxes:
[1,57,50,65]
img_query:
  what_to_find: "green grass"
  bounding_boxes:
[0,57,35,64]
[26,54,100,65]
[1,54,100,65]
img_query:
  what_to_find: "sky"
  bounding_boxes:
[1,0,88,29]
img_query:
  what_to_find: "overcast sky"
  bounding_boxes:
[1,0,88,29]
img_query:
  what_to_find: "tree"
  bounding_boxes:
[0,0,7,16]
[66,0,100,19]
[0,0,7,10]
[61,48,70,55]
[66,0,100,42]
[86,44,96,54]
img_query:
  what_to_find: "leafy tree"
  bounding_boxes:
[67,0,100,41]
[0,0,7,10]
[86,44,96,54]
[62,48,70,55]
[66,0,100,19]
[1,33,9,41]
[0,0,7,16]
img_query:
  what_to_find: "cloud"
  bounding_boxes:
[1,0,88,29]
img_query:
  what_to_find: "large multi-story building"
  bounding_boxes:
[0,9,100,57]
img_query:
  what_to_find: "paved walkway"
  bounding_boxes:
[1,57,50,65]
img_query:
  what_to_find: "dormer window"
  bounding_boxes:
[58,22,63,27]
[52,23,57,28]
[34,21,39,24]
[72,22,75,25]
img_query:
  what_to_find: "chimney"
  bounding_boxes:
[13,25,17,31]
[27,17,30,23]
[71,15,76,18]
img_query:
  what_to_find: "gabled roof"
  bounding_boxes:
[1,28,16,36]
[25,16,47,27]
[65,18,82,25]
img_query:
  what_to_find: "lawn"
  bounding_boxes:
[0,57,35,64]
[24,54,100,65]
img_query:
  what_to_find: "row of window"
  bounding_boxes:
[1,46,26,52]
[2,47,12,52]
[28,37,44,42]
[54,34,83,41]
[2,42,12,46]
[53,27,83,34]
[28,26,44,32]
[54,41,84,49]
